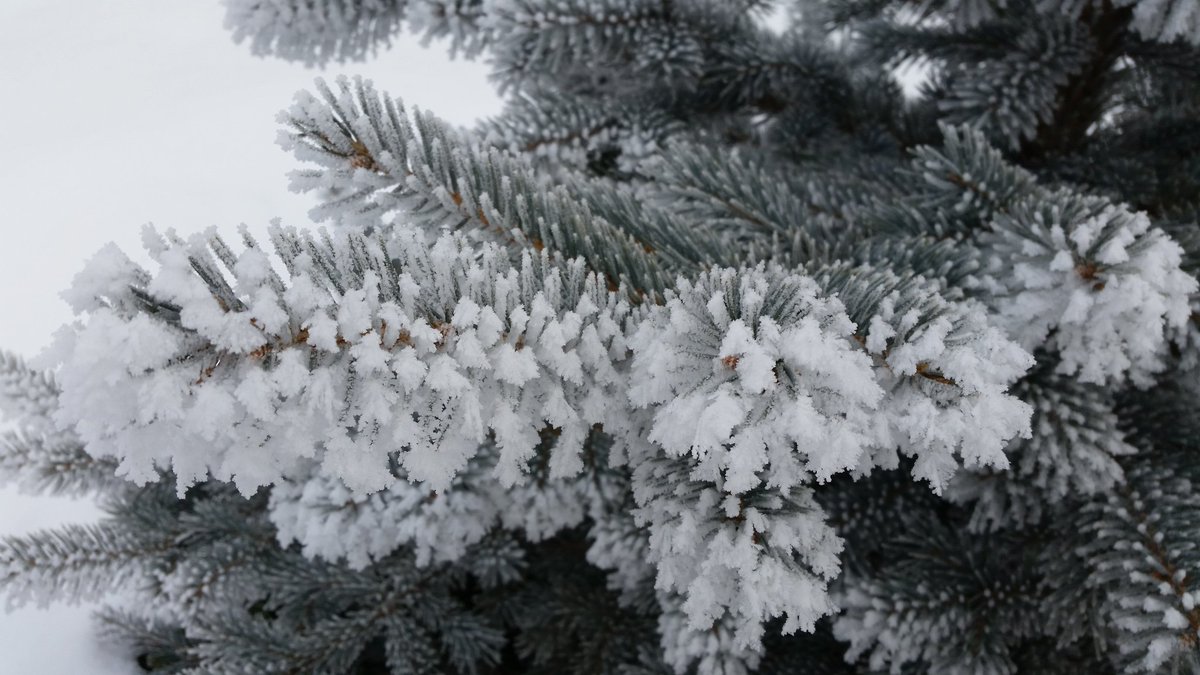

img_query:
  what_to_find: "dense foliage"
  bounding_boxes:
[4,0,1200,673]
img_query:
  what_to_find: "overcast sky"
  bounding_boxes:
[0,2,500,672]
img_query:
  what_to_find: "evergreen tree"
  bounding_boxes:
[3,0,1200,672]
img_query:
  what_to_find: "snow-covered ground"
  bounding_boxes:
[0,2,499,672]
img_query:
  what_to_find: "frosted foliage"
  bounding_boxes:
[1121,594,1200,673]
[279,81,421,232]
[153,539,261,619]
[488,97,672,176]
[49,218,1036,671]
[1126,0,1200,45]
[52,230,991,669]
[628,264,1032,497]
[855,285,1033,493]
[658,592,761,675]
[833,524,1040,675]
[0,354,58,425]
[270,469,495,569]
[279,76,674,297]
[270,447,589,569]
[224,0,406,66]
[988,196,1197,386]
[12,2,1200,672]
[631,453,841,654]
[940,19,1091,150]
[1175,294,1200,372]
[54,226,631,497]
[617,266,1031,660]
[1075,471,1200,673]
[405,1,490,58]
[811,264,1033,492]
[835,585,1019,675]
[629,268,884,492]
[948,374,1135,530]
[586,506,656,600]
[482,0,709,91]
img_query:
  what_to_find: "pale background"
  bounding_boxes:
[0,2,500,672]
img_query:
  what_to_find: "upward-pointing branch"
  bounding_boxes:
[281,76,727,300]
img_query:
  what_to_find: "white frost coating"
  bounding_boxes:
[0,353,59,427]
[863,291,1034,493]
[658,592,762,675]
[54,226,631,497]
[269,447,591,569]
[224,0,408,66]
[54,309,203,490]
[52,227,1037,673]
[989,198,1196,387]
[629,268,884,493]
[270,470,495,569]
[626,267,864,661]
[620,265,1032,651]
[586,505,657,601]
[833,584,952,675]
[59,243,147,315]
[632,457,842,652]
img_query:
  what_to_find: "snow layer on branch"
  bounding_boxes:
[631,453,841,659]
[987,195,1197,387]
[815,265,1034,493]
[658,590,762,675]
[619,268,864,661]
[53,226,631,497]
[269,443,592,569]
[612,264,1031,664]
[271,466,495,569]
[629,267,883,492]
[49,222,1036,672]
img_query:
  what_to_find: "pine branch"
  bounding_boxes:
[486,90,683,177]
[647,141,859,265]
[57,223,634,496]
[0,429,119,496]
[1070,455,1200,672]
[1018,1,1133,160]
[0,521,172,608]
[834,522,1047,673]
[282,76,685,297]
[96,609,198,674]
[0,351,58,424]
[224,0,408,66]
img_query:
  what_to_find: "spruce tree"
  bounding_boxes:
[3,0,1200,672]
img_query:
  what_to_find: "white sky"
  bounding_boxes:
[0,2,500,672]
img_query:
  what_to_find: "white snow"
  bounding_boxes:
[989,199,1196,387]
